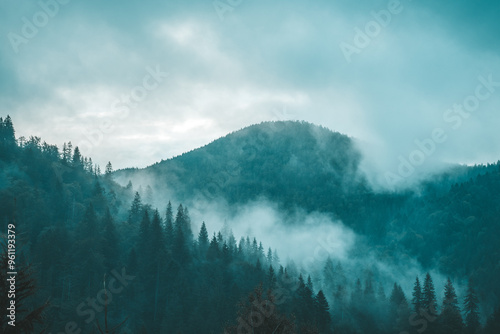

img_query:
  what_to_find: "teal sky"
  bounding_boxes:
[1,0,499,186]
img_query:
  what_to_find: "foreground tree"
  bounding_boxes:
[0,242,48,333]
[224,285,296,334]
[439,279,463,334]
[463,281,481,334]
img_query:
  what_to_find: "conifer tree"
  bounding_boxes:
[128,192,142,225]
[165,201,174,247]
[105,161,113,178]
[316,290,331,333]
[72,146,82,167]
[412,276,423,314]
[463,281,481,334]
[422,272,438,316]
[2,115,16,145]
[198,222,209,256]
[439,278,463,334]
[267,265,277,290]
[137,210,151,253]
[0,244,48,333]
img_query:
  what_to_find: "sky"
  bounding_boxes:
[1,0,500,186]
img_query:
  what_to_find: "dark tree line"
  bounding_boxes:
[1,115,500,333]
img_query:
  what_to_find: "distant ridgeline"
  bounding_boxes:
[1,115,500,333]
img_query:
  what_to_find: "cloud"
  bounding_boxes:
[0,0,499,179]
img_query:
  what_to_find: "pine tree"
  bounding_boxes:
[439,278,463,334]
[62,142,71,163]
[72,146,82,167]
[137,210,151,253]
[267,265,277,290]
[315,290,331,333]
[422,272,438,316]
[0,245,48,333]
[2,115,16,145]
[173,205,190,262]
[128,192,142,225]
[182,206,193,242]
[198,222,209,256]
[463,281,481,334]
[224,286,296,334]
[150,209,165,260]
[266,247,273,265]
[412,276,423,314]
[389,283,410,333]
[272,249,280,267]
[105,161,113,178]
[165,201,174,248]
[207,234,220,261]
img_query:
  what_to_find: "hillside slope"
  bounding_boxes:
[116,121,405,234]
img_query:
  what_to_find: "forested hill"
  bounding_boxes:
[117,120,367,204]
[2,115,500,333]
[116,121,405,235]
[115,120,500,310]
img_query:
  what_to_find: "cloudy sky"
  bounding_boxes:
[1,0,499,185]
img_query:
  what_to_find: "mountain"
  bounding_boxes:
[116,121,405,235]
[2,115,500,333]
[115,120,500,308]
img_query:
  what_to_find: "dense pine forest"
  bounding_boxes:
[1,115,500,333]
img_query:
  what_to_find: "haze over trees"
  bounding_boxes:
[1,116,500,333]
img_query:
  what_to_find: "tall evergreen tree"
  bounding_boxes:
[137,210,151,253]
[105,161,113,178]
[389,283,410,333]
[173,205,189,262]
[439,279,463,334]
[422,272,438,316]
[128,192,142,225]
[72,146,82,167]
[150,209,165,260]
[412,276,423,314]
[463,281,481,334]
[266,265,277,290]
[2,115,16,144]
[316,290,331,333]
[0,245,48,333]
[198,222,209,256]
[165,201,174,247]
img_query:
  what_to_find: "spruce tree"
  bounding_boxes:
[422,272,438,316]
[316,290,331,333]
[439,278,463,334]
[412,276,423,314]
[128,192,142,225]
[137,210,151,253]
[2,115,16,145]
[267,265,277,290]
[72,146,82,167]
[0,245,48,333]
[165,201,174,247]
[463,281,481,334]
[198,222,209,256]
[105,161,113,177]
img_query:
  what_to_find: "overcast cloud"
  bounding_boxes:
[1,0,499,187]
